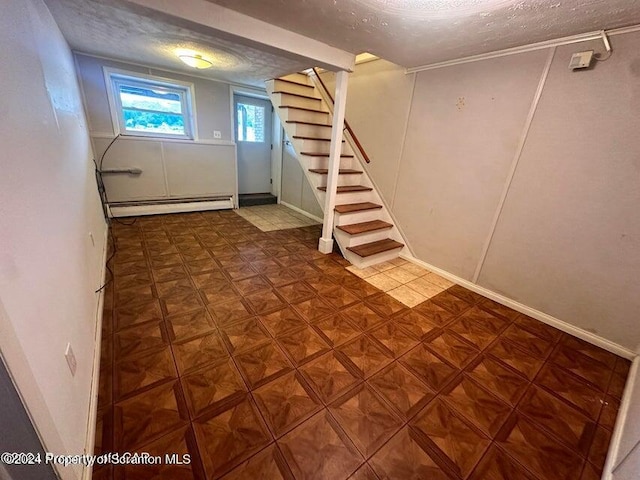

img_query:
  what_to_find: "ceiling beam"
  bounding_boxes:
[121,0,355,72]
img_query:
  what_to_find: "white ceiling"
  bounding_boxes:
[45,0,640,84]
[44,0,311,87]
[205,0,640,67]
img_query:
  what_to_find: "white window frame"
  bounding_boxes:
[104,68,197,140]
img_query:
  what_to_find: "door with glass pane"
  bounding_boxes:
[234,95,272,194]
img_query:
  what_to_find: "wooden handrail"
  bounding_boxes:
[311,68,370,164]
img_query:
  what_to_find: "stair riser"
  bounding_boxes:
[334,209,383,226]
[273,80,316,96]
[273,93,322,109]
[280,109,330,123]
[281,73,311,85]
[344,247,405,270]
[335,229,392,247]
[314,174,364,188]
[289,123,333,138]
[318,191,372,205]
[306,157,356,170]
[296,139,350,155]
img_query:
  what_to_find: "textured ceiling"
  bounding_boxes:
[44,0,310,87]
[204,0,640,67]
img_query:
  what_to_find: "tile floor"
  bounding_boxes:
[234,204,320,232]
[95,210,629,480]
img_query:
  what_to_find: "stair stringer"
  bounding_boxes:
[266,74,410,268]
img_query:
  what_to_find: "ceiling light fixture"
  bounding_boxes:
[178,53,213,69]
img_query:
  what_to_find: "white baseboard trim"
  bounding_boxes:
[82,225,109,480]
[400,253,636,360]
[279,201,324,223]
[603,356,640,480]
[108,198,234,217]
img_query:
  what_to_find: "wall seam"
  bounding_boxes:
[472,46,556,283]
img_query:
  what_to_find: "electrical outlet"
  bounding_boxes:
[89,232,95,247]
[213,130,222,139]
[65,343,77,377]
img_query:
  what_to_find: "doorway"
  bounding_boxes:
[234,94,276,206]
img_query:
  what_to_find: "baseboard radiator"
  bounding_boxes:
[108,195,235,217]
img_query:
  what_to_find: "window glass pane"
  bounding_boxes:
[118,85,183,114]
[122,109,185,135]
[236,103,265,142]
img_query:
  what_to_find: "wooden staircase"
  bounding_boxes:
[266,72,407,268]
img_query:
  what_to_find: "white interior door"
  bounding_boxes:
[234,94,272,194]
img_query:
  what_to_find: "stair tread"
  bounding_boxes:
[309,169,363,174]
[293,136,341,142]
[272,91,320,101]
[301,152,354,157]
[286,121,332,128]
[334,202,383,213]
[274,78,314,89]
[347,239,404,257]
[337,220,393,235]
[317,185,372,193]
[280,105,328,114]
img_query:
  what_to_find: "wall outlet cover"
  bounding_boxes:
[213,130,222,139]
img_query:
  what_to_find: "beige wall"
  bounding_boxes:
[0,1,107,479]
[336,33,640,351]
[280,136,323,219]
[76,53,238,203]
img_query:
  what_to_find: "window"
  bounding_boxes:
[107,71,195,139]
[236,103,265,142]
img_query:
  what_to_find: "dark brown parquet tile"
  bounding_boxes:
[193,394,272,479]
[369,427,450,480]
[329,384,403,457]
[166,309,217,343]
[114,381,189,450]
[219,317,272,354]
[465,355,529,406]
[234,342,293,389]
[98,212,628,480]
[430,290,473,316]
[161,291,204,317]
[253,371,323,437]
[207,298,254,327]
[292,296,336,322]
[114,347,177,401]
[487,338,545,380]
[535,362,605,420]
[365,294,407,318]
[342,302,386,331]
[441,376,512,437]
[550,344,613,391]
[115,299,163,331]
[449,307,509,349]
[259,306,307,337]
[181,359,247,419]
[114,320,169,359]
[313,314,362,347]
[495,412,583,480]
[501,324,554,360]
[172,332,229,375]
[245,289,287,315]
[410,398,491,478]
[278,410,363,480]
[114,425,205,480]
[399,344,458,392]
[300,352,362,404]
[338,335,394,379]
[277,326,331,366]
[393,310,440,340]
[468,444,537,480]
[220,444,294,480]
[424,330,480,369]
[368,321,420,357]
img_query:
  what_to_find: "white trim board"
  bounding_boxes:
[108,198,234,217]
[279,201,323,223]
[81,225,109,480]
[406,24,640,73]
[399,252,636,360]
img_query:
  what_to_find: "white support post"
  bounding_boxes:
[318,70,349,254]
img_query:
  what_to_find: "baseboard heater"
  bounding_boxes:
[108,195,235,218]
